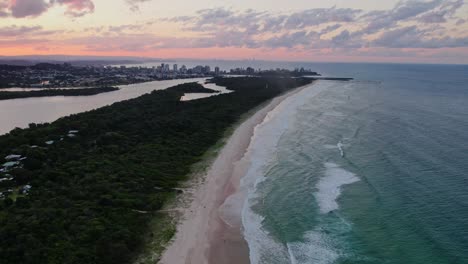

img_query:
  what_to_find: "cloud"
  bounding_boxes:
[53,0,94,17]
[158,3,466,51]
[418,0,464,23]
[372,26,425,48]
[76,1,465,54]
[65,34,172,52]
[360,0,465,34]
[320,24,342,34]
[456,18,466,25]
[160,7,365,50]
[4,0,466,60]
[0,38,49,47]
[372,25,468,48]
[331,30,353,47]
[70,0,468,54]
[362,0,440,33]
[0,0,94,18]
[168,7,361,35]
[282,7,362,29]
[10,0,49,18]
[108,24,144,33]
[126,0,151,12]
[0,0,10,17]
[263,31,314,49]
[0,25,60,36]
[183,8,266,33]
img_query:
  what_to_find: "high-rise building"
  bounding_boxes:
[193,65,204,74]
[215,66,220,75]
[173,64,178,72]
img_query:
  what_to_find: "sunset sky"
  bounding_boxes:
[1,0,467,63]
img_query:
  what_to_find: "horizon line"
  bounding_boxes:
[0,54,467,66]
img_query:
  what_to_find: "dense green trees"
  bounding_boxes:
[0,78,311,264]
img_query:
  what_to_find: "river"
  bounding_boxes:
[0,78,207,135]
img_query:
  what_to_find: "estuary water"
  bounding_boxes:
[0,78,206,135]
[241,63,468,264]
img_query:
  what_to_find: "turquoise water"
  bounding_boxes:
[242,64,468,264]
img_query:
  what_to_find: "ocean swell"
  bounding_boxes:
[315,163,360,214]
[240,81,330,264]
[286,162,360,264]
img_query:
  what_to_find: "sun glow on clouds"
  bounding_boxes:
[0,0,467,63]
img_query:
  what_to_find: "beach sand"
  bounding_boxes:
[160,85,309,264]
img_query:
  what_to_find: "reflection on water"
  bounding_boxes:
[0,78,206,135]
[180,81,232,101]
[1,87,94,92]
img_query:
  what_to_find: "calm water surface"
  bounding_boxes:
[0,78,206,135]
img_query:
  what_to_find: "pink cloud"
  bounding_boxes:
[0,0,11,17]
[54,0,94,17]
[1,1,467,64]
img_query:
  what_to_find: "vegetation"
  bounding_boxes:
[0,77,312,264]
[169,82,219,94]
[0,87,119,100]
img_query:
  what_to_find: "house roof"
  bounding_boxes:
[3,161,19,167]
[5,154,21,160]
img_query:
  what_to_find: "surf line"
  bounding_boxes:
[337,141,345,157]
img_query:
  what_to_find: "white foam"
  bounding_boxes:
[243,203,291,263]
[315,163,360,214]
[287,230,340,264]
[337,141,345,157]
[240,81,333,264]
[240,81,359,264]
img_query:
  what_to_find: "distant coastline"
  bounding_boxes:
[0,62,322,89]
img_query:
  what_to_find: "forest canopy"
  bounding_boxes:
[0,77,312,264]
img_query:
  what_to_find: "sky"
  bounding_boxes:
[0,0,468,64]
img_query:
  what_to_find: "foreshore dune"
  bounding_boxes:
[160,84,310,264]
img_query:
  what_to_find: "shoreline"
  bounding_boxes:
[159,83,313,264]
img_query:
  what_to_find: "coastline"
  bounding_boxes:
[160,83,312,264]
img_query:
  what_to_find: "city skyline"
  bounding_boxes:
[1,0,468,64]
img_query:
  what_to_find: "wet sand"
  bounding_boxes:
[160,85,309,264]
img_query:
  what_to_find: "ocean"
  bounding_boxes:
[2,60,467,263]
[240,63,468,264]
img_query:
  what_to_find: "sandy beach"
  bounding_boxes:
[160,85,310,264]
